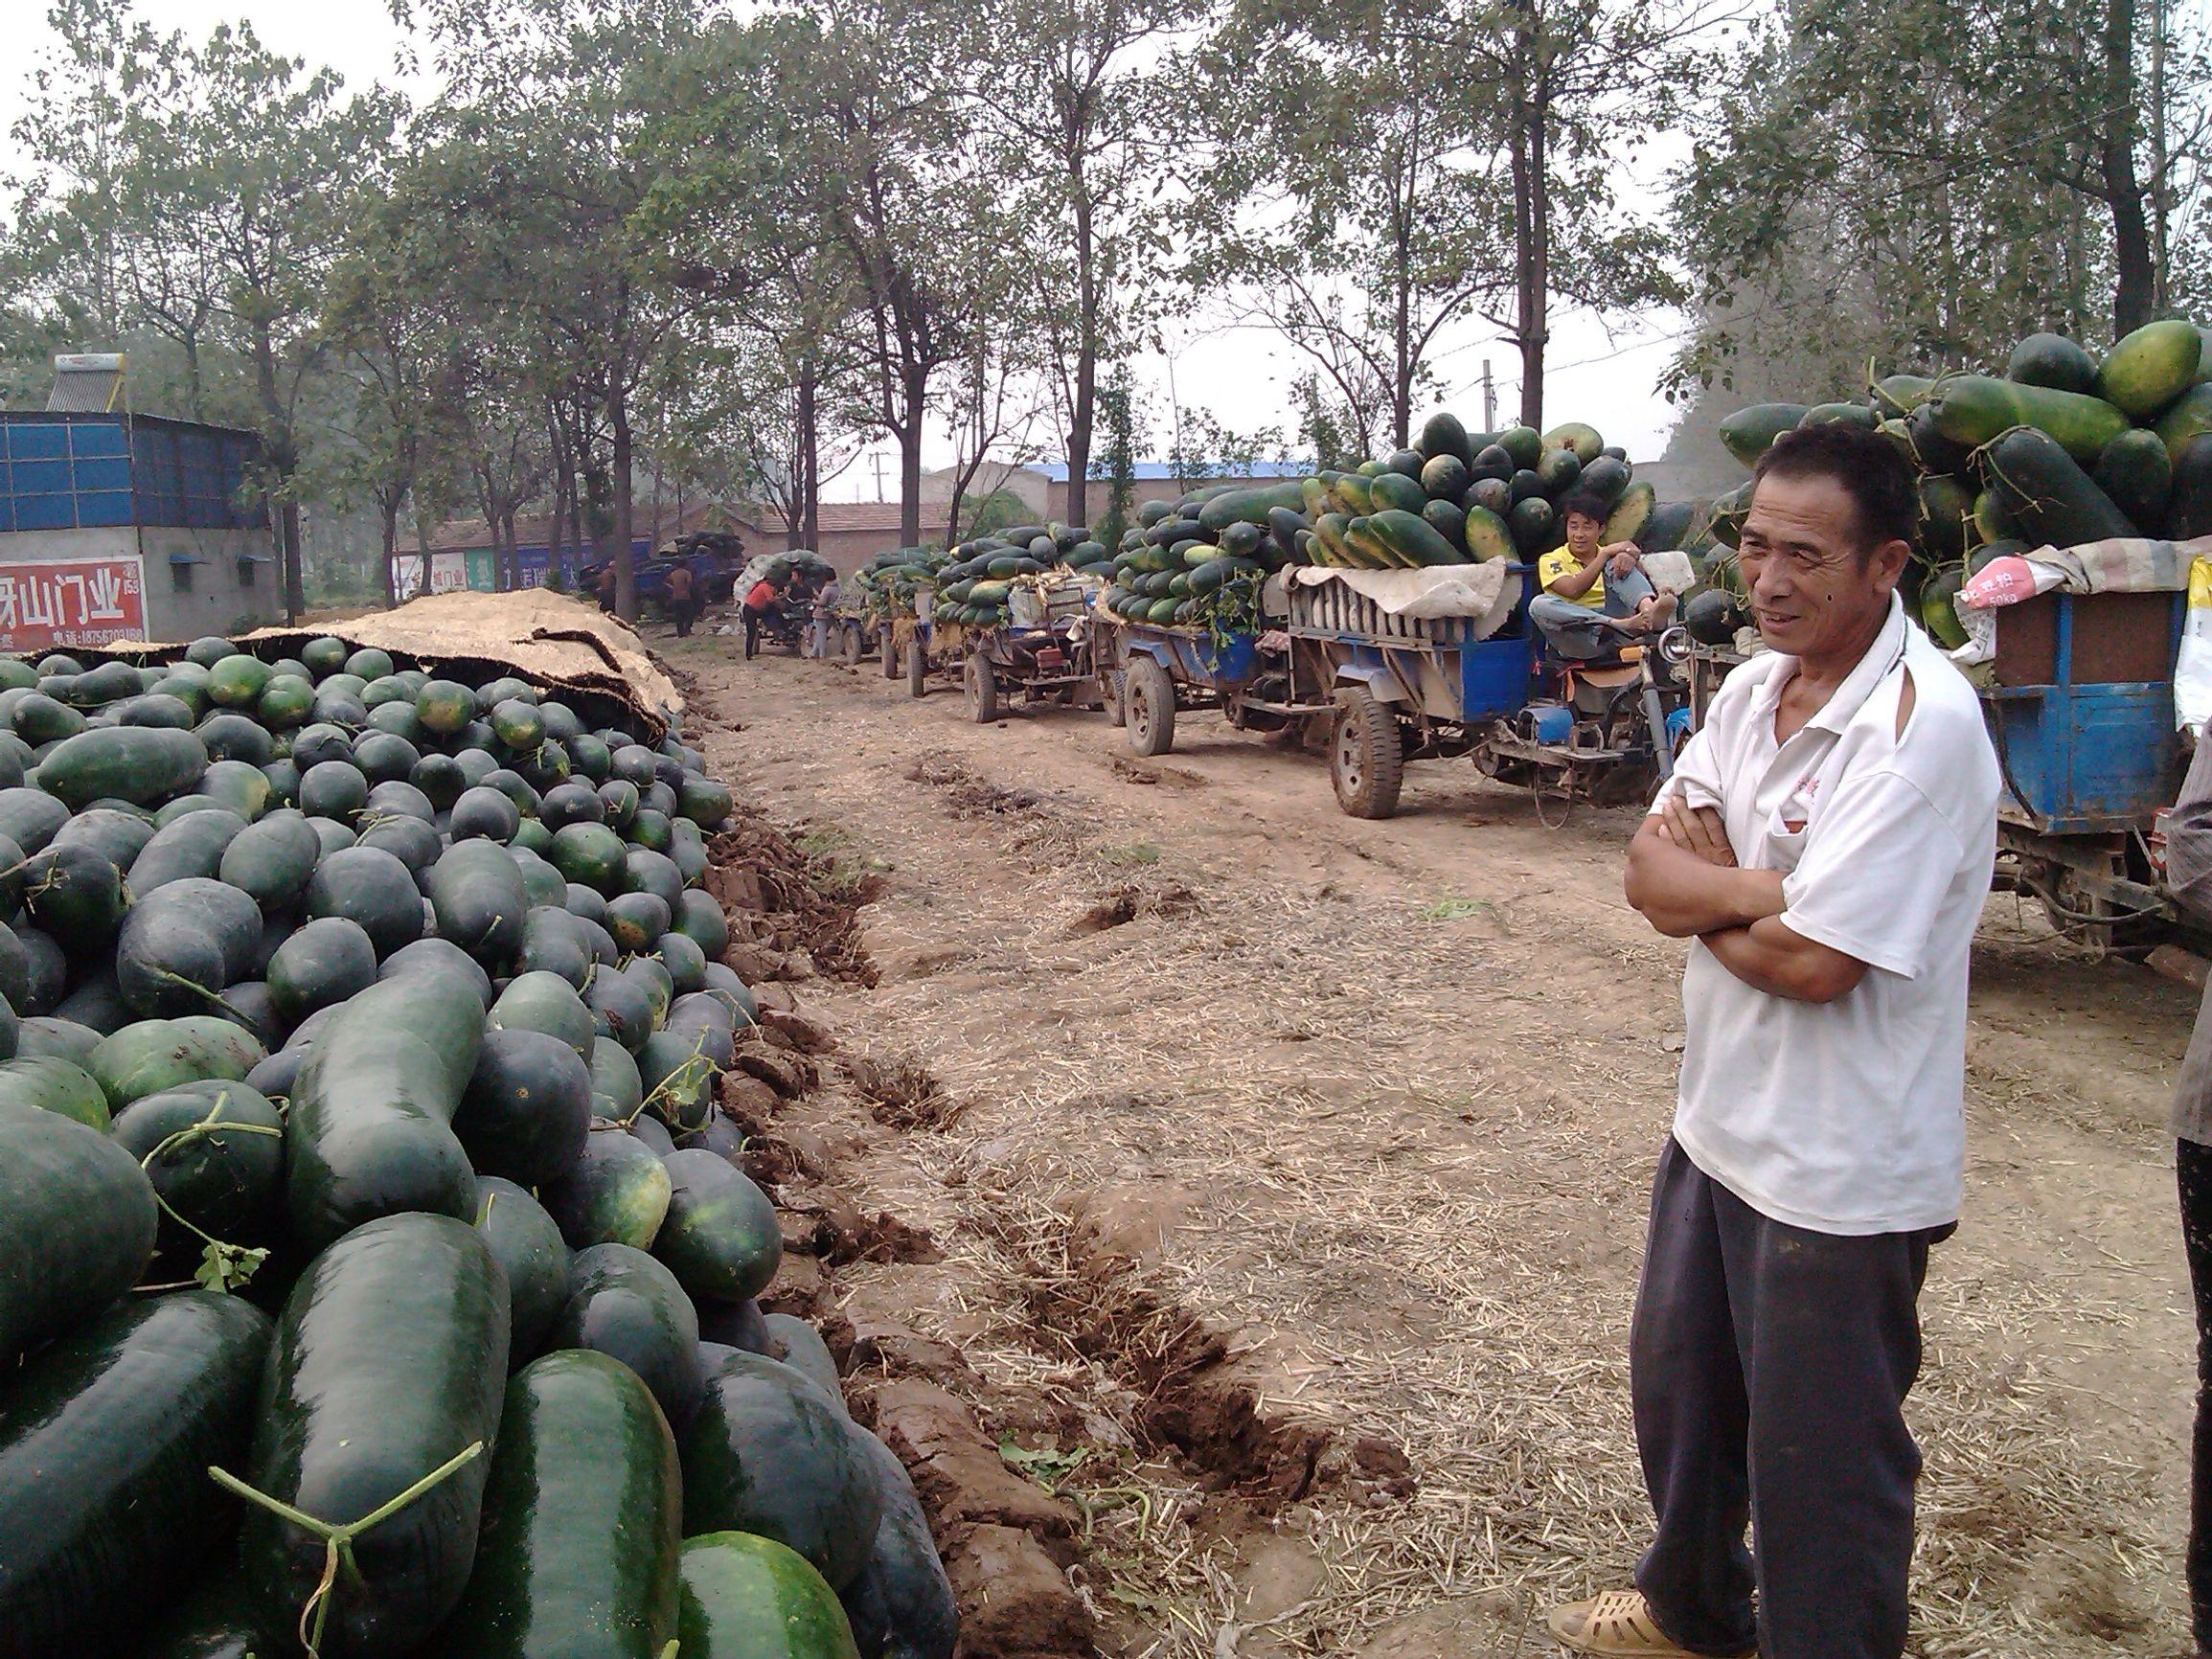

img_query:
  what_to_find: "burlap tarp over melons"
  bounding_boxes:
[93,590,684,737]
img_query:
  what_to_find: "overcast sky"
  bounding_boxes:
[0,0,1697,498]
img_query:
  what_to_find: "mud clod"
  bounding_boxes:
[870,1380,1082,1542]
[943,1524,1097,1658]
[781,1185,942,1266]
[705,807,877,985]
[846,1052,966,1131]
[982,1215,1332,1506]
[905,750,1055,819]
[733,1045,814,1099]
[1067,890,1139,935]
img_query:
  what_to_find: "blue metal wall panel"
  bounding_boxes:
[11,459,68,494]
[70,455,128,492]
[3,422,67,460]
[13,494,75,531]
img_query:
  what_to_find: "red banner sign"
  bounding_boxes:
[0,557,146,652]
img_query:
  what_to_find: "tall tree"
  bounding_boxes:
[402,0,723,619]
[1194,0,1510,449]
[1673,0,2212,396]
[1446,0,1708,428]
[8,2,399,613]
[741,0,982,547]
[631,19,868,554]
[136,22,397,613]
[974,0,1186,528]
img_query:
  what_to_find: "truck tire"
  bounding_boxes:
[964,654,999,723]
[1331,686,1403,819]
[1124,656,1174,758]
[880,630,899,680]
[842,625,863,667]
[1105,670,1127,730]
[906,641,927,699]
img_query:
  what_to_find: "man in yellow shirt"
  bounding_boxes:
[1531,488,1676,660]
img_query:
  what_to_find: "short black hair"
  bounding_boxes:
[1751,422,1918,557]
[1559,488,1611,525]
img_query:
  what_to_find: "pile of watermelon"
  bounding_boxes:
[0,633,954,1659]
[931,523,1108,630]
[1700,317,2212,647]
[1097,416,1692,636]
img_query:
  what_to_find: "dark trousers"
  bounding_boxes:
[673,600,695,637]
[1630,1138,1944,1659]
[2178,1138,2212,1650]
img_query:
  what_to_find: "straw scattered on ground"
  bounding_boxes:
[681,643,2188,1659]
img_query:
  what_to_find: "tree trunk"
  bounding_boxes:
[584,460,612,602]
[2152,0,2169,311]
[1066,187,1099,529]
[280,498,305,621]
[244,319,307,618]
[547,469,568,591]
[793,361,816,552]
[379,494,400,609]
[1392,140,1414,448]
[1515,91,1551,433]
[2103,0,2154,335]
[416,513,433,603]
[899,361,926,548]
[611,379,636,622]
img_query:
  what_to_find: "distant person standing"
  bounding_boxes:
[1548,423,1999,1659]
[665,561,696,638]
[810,574,842,658]
[594,561,618,613]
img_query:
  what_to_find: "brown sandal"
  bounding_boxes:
[1544,1589,1734,1657]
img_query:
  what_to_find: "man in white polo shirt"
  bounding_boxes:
[1546,423,1999,1659]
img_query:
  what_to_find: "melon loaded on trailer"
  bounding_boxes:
[1681,538,2207,956]
[905,570,1105,722]
[1093,480,1335,757]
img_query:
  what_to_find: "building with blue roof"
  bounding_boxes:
[0,357,285,648]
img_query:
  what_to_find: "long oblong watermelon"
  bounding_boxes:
[283,958,487,1255]
[237,1212,510,1656]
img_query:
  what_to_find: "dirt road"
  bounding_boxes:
[682,636,2196,1658]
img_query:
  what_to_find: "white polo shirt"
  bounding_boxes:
[1653,594,1999,1235]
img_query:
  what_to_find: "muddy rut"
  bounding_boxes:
[683,637,2198,1659]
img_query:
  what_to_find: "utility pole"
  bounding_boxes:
[1481,360,1497,433]
[869,451,888,503]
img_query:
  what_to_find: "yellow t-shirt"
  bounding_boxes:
[1538,547,1606,608]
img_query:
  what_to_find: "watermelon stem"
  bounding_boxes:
[146,966,247,1022]
[138,1091,283,1291]
[206,1439,485,1659]
[628,1029,715,1133]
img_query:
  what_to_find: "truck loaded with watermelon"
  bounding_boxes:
[1098,413,1679,642]
[1696,317,2212,647]
[0,634,954,1659]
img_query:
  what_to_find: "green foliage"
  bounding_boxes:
[7,0,400,611]
[960,490,1034,536]
[1670,0,2212,398]
[1092,369,1138,552]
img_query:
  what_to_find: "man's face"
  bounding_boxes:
[1736,471,1904,660]
[1564,511,1602,557]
